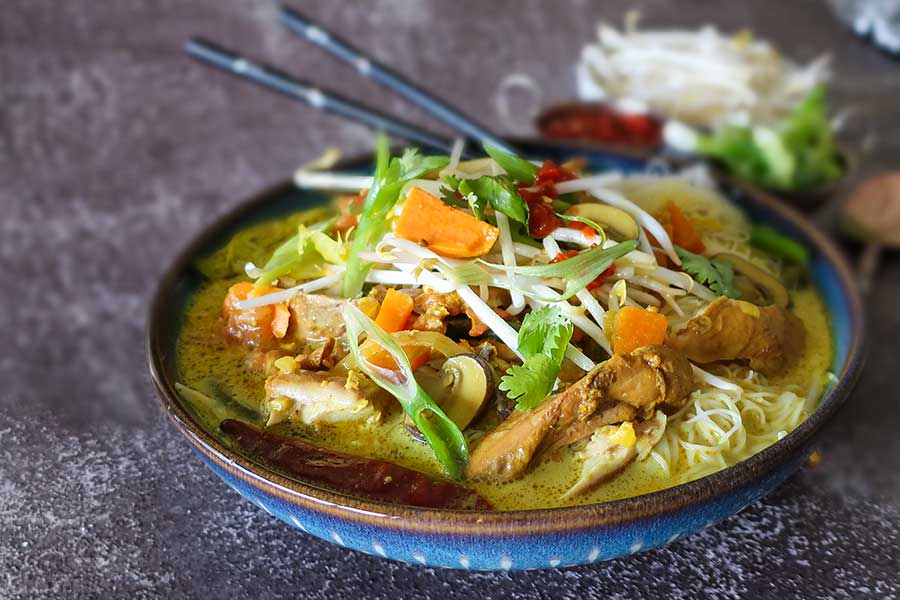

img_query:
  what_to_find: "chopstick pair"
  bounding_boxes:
[186,5,518,156]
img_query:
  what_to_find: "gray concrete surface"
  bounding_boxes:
[2,1,899,598]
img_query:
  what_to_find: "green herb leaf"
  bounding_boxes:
[483,142,538,184]
[499,355,557,410]
[446,175,529,225]
[499,305,574,410]
[696,86,844,191]
[675,246,742,298]
[342,304,468,479]
[489,240,638,301]
[342,135,450,297]
[398,147,449,178]
[516,305,574,366]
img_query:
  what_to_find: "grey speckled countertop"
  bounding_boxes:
[2,1,899,598]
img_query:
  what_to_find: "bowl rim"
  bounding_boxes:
[147,139,866,535]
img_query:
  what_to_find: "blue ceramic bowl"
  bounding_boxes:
[147,140,865,570]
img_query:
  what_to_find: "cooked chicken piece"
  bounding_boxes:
[287,294,379,343]
[466,345,693,482]
[668,297,805,376]
[635,410,668,460]
[411,291,464,333]
[411,290,505,337]
[564,410,667,498]
[288,293,347,342]
[463,394,562,481]
[563,345,695,420]
[538,402,638,459]
[265,370,384,426]
[296,338,338,371]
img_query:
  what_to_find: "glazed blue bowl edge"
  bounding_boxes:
[147,140,865,570]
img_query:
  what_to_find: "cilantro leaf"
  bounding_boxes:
[675,246,741,299]
[442,175,528,224]
[499,305,574,410]
[398,148,450,179]
[516,305,573,365]
[498,355,557,410]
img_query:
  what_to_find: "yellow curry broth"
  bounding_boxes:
[176,204,834,511]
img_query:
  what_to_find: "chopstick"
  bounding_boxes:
[278,5,518,155]
[185,37,456,154]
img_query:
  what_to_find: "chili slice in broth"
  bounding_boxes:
[220,419,492,510]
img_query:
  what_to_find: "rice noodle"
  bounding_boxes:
[691,364,741,391]
[650,365,809,484]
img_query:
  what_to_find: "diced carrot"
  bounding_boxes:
[374,289,414,333]
[271,303,291,339]
[363,344,431,372]
[666,201,705,254]
[223,282,291,346]
[395,187,499,258]
[334,212,358,235]
[335,193,365,234]
[612,306,669,354]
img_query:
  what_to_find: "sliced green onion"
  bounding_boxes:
[750,224,811,265]
[436,261,492,287]
[343,133,394,297]
[343,135,450,297]
[483,142,538,184]
[486,240,638,301]
[342,304,468,479]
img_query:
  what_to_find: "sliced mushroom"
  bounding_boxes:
[404,354,494,442]
[714,252,789,308]
[566,203,640,241]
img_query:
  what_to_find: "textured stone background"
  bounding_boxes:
[2,1,899,598]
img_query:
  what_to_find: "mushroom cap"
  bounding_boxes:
[405,354,494,442]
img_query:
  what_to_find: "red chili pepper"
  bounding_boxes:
[535,160,578,187]
[526,198,562,239]
[220,419,492,510]
[517,163,583,240]
[539,105,663,148]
